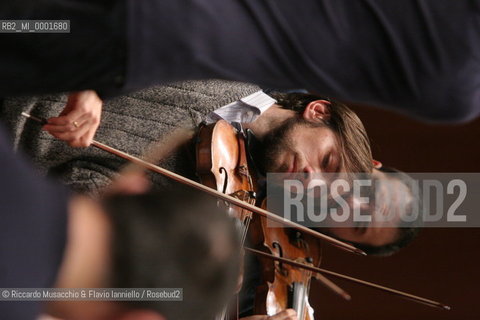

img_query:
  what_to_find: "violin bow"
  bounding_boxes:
[23,113,451,311]
[244,247,450,310]
[22,112,364,255]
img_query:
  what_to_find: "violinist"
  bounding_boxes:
[1,80,416,319]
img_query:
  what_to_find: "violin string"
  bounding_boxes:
[240,196,253,245]
[243,217,251,245]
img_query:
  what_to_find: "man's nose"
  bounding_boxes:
[303,164,315,174]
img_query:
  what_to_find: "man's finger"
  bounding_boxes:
[43,112,97,132]
[43,122,83,133]
[75,112,100,127]
[48,103,87,123]
[50,124,91,147]
[45,116,84,131]
[50,129,85,142]
[46,116,71,126]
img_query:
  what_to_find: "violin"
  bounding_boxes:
[195,120,258,320]
[195,120,257,244]
[195,120,323,319]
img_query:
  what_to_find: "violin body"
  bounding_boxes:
[196,120,257,223]
[250,200,322,320]
[195,120,322,320]
[195,120,257,320]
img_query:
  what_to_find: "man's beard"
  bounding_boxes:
[260,117,302,173]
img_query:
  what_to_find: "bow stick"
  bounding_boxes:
[244,247,450,310]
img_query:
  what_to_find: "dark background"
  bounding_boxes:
[309,105,480,320]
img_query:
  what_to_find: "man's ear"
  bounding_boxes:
[302,100,331,123]
[372,160,383,169]
[117,310,165,320]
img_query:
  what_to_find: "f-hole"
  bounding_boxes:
[219,167,228,194]
[272,242,287,276]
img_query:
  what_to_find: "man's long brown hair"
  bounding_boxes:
[272,92,373,173]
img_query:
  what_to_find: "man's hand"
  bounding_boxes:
[43,90,102,147]
[241,309,297,320]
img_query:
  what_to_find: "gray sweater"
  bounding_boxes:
[0,80,261,195]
